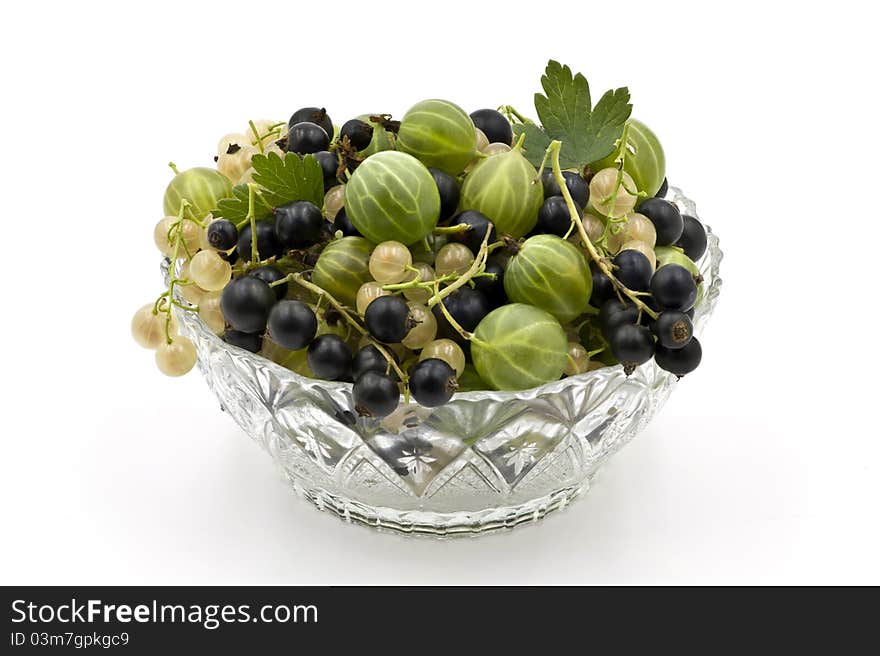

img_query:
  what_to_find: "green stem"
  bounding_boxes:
[499,105,531,124]
[534,147,551,183]
[168,162,180,175]
[161,199,191,343]
[247,184,259,264]
[433,224,470,235]
[289,273,408,385]
[153,293,169,315]
[255,187,274,212]
[381,271,456,293]
[248,120,264,154]
[426,229,492,308]
[597,123,632,222]
[432,279,478,344]
[547,140,658,320]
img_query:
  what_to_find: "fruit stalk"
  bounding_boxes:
[286,273,409,385]
[596,123,637,247]
[426,228,492,308]
[158,198,197,342]
[547,140,658,319]
[247,183,260,265]
[498,105,531,125]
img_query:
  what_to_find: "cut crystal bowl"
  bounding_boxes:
[170,187,722,536]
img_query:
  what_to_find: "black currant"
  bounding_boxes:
[613,249,653,291]
[609,323,655,373]
[447,210,497,254]
[472,258,506,308]
[339,119,373,151]
[433,287,489,343]
[589,262,616,307]
[250,265,287,301]
[364,295,410,343]
[288,107,333,135]
[675,215,708,261]
[541,170,589,208]
[655,338,702,376]
[651,264,698,311]
[352,371,399,418]
[286,122,330,155]
[224,329,262,353]
[274,200,323,249]
[306,334,352,380]
[352,345,397,381]
[655,177,669,198]
[237,221,282,262]
[469,108,513,146]
[638,198,683,246]
[346,156,362,174]
[535,196,579,237]
[219,249,238,265]
[409,358,457,407]
[206,219,238,251]
[332,207,361,237]
[598,298,640,338]
[220,276,276,334]
[429,168,461,222]
[314,150,341,190]
[267,300,317,351]
[652,311,694,349]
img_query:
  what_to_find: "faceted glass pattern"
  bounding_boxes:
[169,188,722,536]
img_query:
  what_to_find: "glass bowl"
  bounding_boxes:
[169,187,722,536]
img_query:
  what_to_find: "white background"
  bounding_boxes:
[2,0,878,584]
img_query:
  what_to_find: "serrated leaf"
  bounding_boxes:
[535,61,592,159]
[212,183,272,223]
[527,60,633,170]
[251,151,324,208]
[513,123,552,167]
[584,87,634,164]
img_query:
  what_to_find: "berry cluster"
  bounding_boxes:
[132,63,711,419]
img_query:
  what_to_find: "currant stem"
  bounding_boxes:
[597,124,632,246]
[247,183,260,264]
[426,228,492,308]
[433,224,470,235]
[288,273,408,384]
[168,162,180,175]
[381,271,457,293]
[487,240,506,254]
[498,105,531,124]
[547,140,658,320]
[534,148,551,183]
[248,120,264,154]
[161,198,192,343]
[431,279,476,343]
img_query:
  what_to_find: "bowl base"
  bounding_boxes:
[283,473,589,537]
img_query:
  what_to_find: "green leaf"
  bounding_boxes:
[523,60,633,170]
[584,87,634,165]
[251,151,325,208]
[513,123,552,167]
[211,183,272,223]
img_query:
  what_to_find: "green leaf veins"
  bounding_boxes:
[513,60,632,171]
[211,152,325,222]
[251,151,325,209]
[211,183,272,223]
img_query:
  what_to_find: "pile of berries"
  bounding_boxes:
[132,70,709,419]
